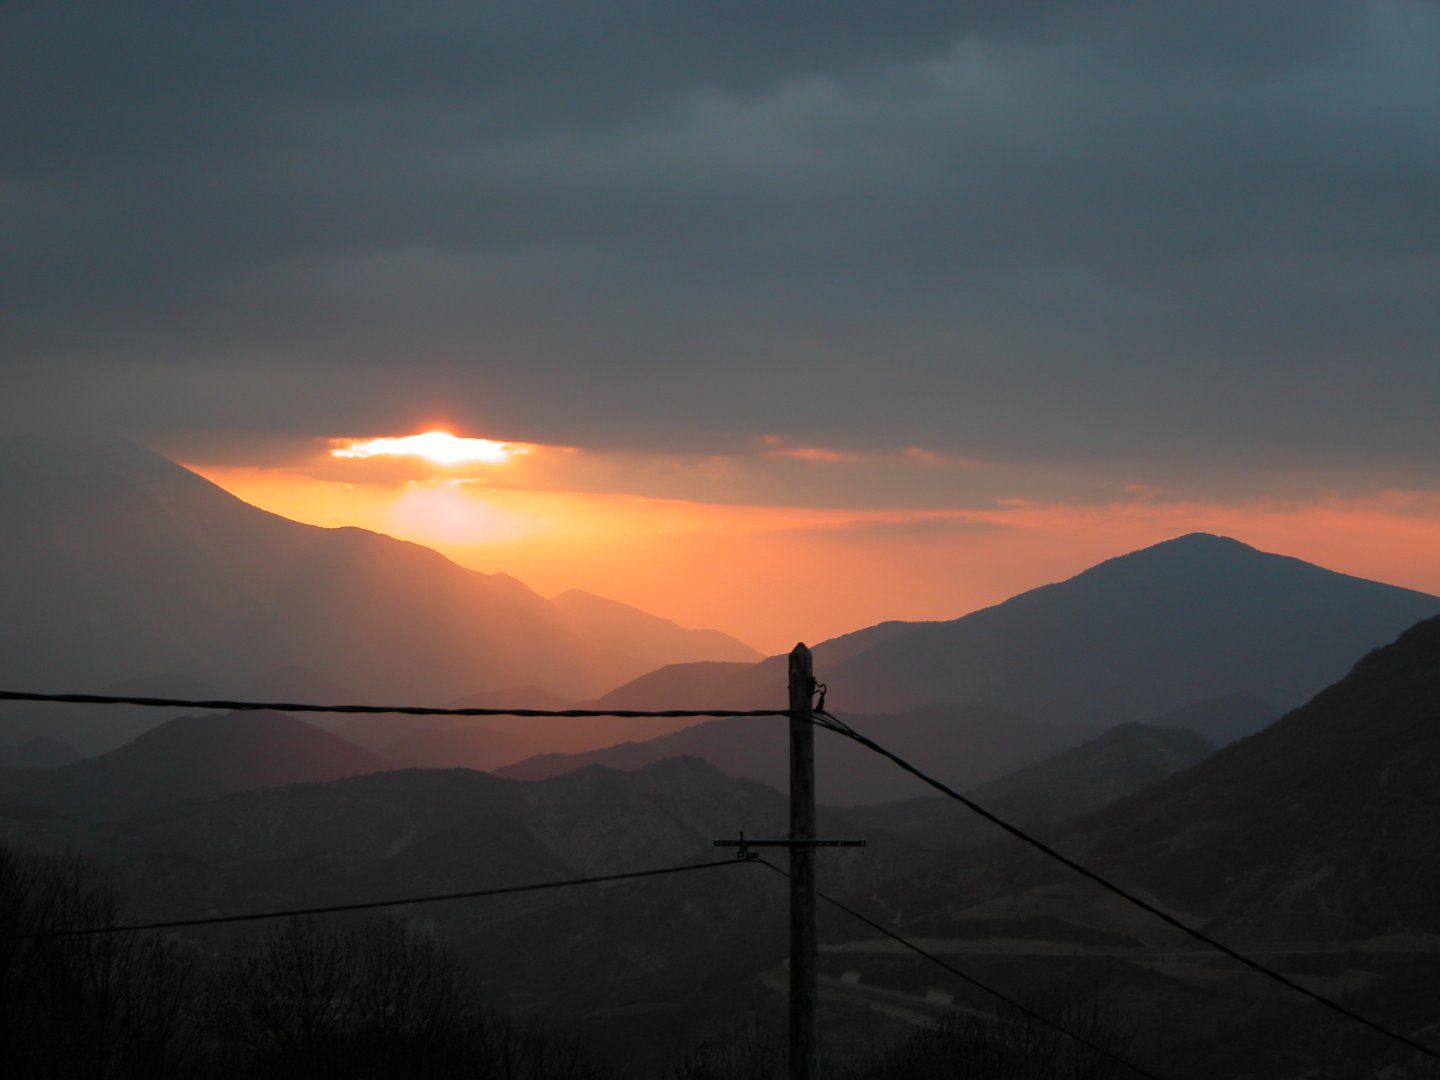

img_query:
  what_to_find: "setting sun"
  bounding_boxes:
[330,431,525,466]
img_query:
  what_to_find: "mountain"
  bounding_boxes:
[827,534,1440,721]
[498,703,1094,804]
[0,711,390,821]
[574,627,916,713]
[842,722,1215,849]
[0,672,232,756]
[1055,612,1440,940]
[602,535,1440,728]
[588,660,760,710]
[328,686,573,750]
[839,615,1440,1078]
[549,589,760,665]
[0,438,757,709]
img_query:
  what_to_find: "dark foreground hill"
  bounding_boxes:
[1057,612,1440,941]
[0,711,389,821]
[851,616,1440,1078]
[10,758,910,1075]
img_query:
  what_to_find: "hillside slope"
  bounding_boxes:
[829,533,1440,721]
[0,438,755,707]
[1056,612,1440,940]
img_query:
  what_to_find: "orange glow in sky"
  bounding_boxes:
[331,430,526,466]
[190,433,1440,657]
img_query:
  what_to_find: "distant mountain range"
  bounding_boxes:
[487,534,1436,800]
[0,438,757,720]
[594,534,1440,728]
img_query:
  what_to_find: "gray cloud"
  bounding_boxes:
[3,1,1438,492]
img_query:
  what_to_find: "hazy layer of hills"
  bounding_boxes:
[0,438,756,749]
[842,721,1216,848]
[497,704,1095,805]
[486,532,1431,800]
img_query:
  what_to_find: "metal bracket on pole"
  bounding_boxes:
[712,832,866,861]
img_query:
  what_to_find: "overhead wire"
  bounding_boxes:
[806,706,1440,1065]
[0,688,789,720]
[3,858,744,941]
[753,858,1164,1080]
[5,684,1435,1063]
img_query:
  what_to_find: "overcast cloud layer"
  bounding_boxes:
[4,1,1438,499]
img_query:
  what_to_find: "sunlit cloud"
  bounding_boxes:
[756,434,859,464]
[765,446,861,464]
[330,430,528,466]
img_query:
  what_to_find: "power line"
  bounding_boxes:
[753,859,1164,1080]
[0,689,789,721]
[7,685,1433,1063]
[811,708,1440,1066]
[4,858,743,941]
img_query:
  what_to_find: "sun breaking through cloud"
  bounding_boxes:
[330,431,527,466]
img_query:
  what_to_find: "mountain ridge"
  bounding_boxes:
[593,533,1440,728]
[828,532,1440,719]
[0,438,758,715]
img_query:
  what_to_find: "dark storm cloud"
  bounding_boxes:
[2,1,1438,488]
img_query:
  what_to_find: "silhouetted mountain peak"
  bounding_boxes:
[825,533,1440,720]
[1036,533,1310,594]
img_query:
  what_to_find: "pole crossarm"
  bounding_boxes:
[713,839,866,848]
[713,833,865,862]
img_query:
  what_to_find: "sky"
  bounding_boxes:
[4,2,1440,652]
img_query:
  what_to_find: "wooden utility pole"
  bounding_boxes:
[713,645,861,1077]
[788,642,817,1080]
